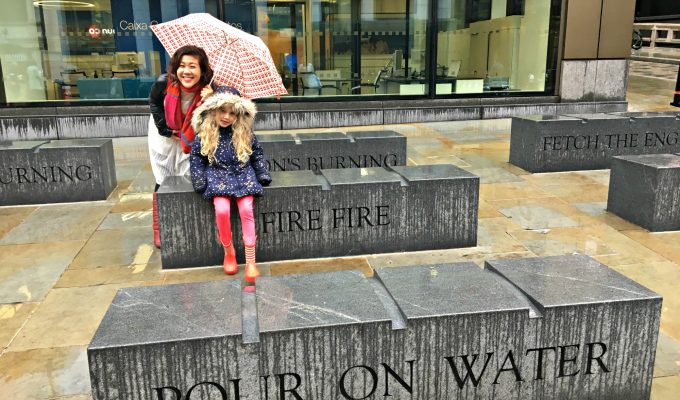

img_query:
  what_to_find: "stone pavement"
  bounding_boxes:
[1,65,680,399]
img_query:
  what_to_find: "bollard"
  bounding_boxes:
[672,66,680,107]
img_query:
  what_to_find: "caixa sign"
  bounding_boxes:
[119,20,159,31]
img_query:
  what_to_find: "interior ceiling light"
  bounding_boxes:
[33,1,95,8]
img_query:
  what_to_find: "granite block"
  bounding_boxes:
[607,153,680,231]
[0,106,59,117]
[509,112,680,172]
[559,60,628,102]
[280,101,384,112]
[560,60,598,102]
[595,101,628,113]
[281,109,384,129]
[482,254,661,399]
[554,102,600,115]
[384,105,482,124]
[259,130,406,172]
[592,60,629,101]
[57,114,148,138]
[88,255,661,399]
[88,280,246,400]
[382,98,482,108]
[0,139,117,205]
[55,105,148,116]
[484,96,560,105]
[253,111,280,131]
[0,117,59,141]
[157,165,479,269]
[482,103,558,119]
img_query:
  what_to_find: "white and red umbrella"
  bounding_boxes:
[150,13,287,99]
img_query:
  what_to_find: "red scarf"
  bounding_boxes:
[164,81,203,154]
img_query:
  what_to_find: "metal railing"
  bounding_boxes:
[634,23,680,48]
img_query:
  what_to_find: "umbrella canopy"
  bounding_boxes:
[150,13,287,99]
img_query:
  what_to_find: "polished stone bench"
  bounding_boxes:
[157,164,478,269]
[509,112,680,172]
[88,254,661,400]
[607,153,680,231]
[259,130,406,172]
[0,139,117,206]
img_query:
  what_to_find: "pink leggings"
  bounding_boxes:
[213,195,256,247]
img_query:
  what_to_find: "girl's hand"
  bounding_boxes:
[200,86,214,101]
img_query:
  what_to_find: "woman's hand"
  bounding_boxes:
[200,86,214,101]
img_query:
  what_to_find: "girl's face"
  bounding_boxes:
[176,55,202,89]
[217,105,237,128]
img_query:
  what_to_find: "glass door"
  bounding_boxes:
[320,0,430,97]
[254,1,305,95]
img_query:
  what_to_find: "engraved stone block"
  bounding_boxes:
[157,164,478,269]
[509,112,680,172]
[607,153,680,231]
[0,139,117,205]
[88,254,661,399]
[258,130,406,172]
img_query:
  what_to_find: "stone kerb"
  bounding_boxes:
[88,254,661,399]
[607,153,680,231]
[157,164,479,269]
[0,139,117,205]
[509,112,680,172]
[258,130,407,172]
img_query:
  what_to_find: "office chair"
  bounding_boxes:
[351,68,387,94]
[299,70,341,96]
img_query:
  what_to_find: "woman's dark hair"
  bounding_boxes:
[166,45,213,87]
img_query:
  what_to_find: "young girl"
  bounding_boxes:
[189,93,271,282]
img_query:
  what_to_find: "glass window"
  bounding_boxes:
[247,0,431,97]
[0,0,218,103]
[0,0,559,103]
[435,0,552,95]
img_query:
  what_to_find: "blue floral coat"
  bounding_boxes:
[190,126,272,199]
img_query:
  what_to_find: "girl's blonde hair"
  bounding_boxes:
[192,93,257,164]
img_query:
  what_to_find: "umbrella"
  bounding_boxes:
[150,13,287,99]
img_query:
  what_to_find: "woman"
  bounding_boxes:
[148,45,214,248]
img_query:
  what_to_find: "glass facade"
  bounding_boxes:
[0,0,560,104]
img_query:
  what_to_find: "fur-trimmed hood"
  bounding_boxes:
[191,93,257,132]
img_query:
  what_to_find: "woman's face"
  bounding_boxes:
[176,55,202,89]
[217,105,237,128]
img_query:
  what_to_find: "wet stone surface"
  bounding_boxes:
[88,254,661,400]
[607,153,680,231]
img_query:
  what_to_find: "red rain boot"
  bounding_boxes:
[244,244,260,283]
[152,192,161,248]
[223,242,238,275]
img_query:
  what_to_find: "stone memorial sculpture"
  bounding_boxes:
[510,112,680,172]
[158,164,479,268]
[89,254,661,399]
[607,153,680,231]
[0,139,116,205]
[258,130,406,172]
